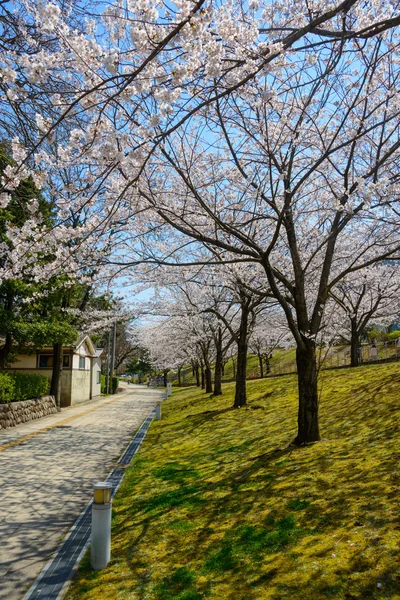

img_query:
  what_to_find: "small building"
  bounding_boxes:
[7,336,103,407]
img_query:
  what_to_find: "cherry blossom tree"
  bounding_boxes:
[249,311,293,377]
[2,0,400,271]
[2,0,400,443]
[330,263,400,366]
[139,315,199,384]
[124,30,400,444]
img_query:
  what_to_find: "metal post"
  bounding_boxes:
[167,383,172,397]
[156,401,162,421]
[110,321,117,383]
[106,331,111,394]
[91,482,112,570]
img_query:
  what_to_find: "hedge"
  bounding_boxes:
[12,373,49,401]
[111,376,119,394]
[100,374,119,394]
[0,372,50,404]
[0,373,15,403]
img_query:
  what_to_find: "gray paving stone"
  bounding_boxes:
[0,385,161,600]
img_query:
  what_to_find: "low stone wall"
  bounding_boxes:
[0,395,57,430]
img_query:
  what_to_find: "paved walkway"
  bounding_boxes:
[0,385,161,600]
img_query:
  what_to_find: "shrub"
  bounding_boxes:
[100,375,119,394]
[387,330,400,341]
[0,373,15,403]
[11,373,49,401]
[0,372,48,403]
[111,376,119,394]
[366,327,388,343]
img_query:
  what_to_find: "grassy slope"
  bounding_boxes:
[178,348,298,385]
[175,343,400,385]
[222,348,298,380]
[67,363,400,600]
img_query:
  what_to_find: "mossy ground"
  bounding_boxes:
[67,363,400,600]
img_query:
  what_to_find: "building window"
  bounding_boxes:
[97,371,101,384]
[39,354,71,368]
[79,356,85,370]
[39,355,53,368]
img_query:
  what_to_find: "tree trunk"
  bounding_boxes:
[0,333,12,368]
[178,367,182,387]
[0,289,13,368]
[50,343,63,411]
[265,354,271,374]
[205,366,213,394]
[163,369,168,387]
[195,363,200,387]
[213,328,223,396]
[233,307,249,408]
[201,366,205,389]
[258,354,264,378]
[350,319,360,367]
[293,340,320,445]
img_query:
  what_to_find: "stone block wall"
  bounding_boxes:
[0,395,57,430]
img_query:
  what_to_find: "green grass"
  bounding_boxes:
[67,363,400,600]
[177,348,298,385]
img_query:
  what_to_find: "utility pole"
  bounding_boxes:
[110,321,117,380]
[106,331,111,394]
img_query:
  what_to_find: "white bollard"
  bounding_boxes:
[156,401,162,421]
[167,382,172,397]
[91,482,112,570]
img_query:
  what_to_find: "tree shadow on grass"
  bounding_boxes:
[185,406,234,424]
[69,367,400,600]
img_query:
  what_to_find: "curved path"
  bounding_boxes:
[0,385,161,600]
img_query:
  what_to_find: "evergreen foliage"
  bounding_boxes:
[0,372,49,403]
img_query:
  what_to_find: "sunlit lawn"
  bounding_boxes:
[67,363,400,600]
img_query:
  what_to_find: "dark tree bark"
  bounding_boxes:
[233,305,249,408]
[350,318,361,367]
[0,332,12,368]
[204,366,213,393]
[258,353,264,378]
[163,368,168,387]
[213,327,223,396]
[177,366,182,387]
[50,343,63,410]
[293,339,320,445]
[200,343,213,394]
[0,288,13,368]
[194,363,200,387]
[265,354,271,374]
